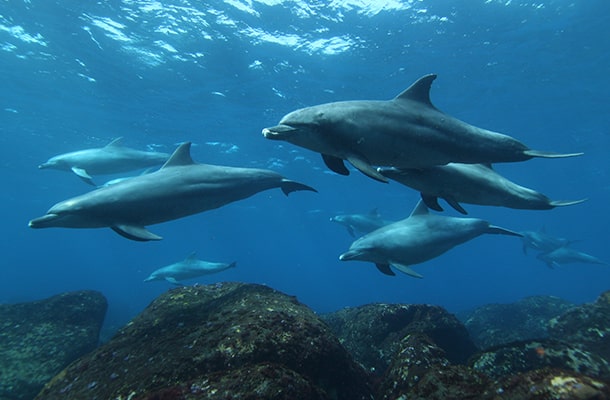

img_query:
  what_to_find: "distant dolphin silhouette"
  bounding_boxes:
[520,229,576,254]
[339,200,522,278]
[29,142,317,241]
[537,247,607,268]
[377,164,586,214]
[38,137,169,185]
[144,252,236,285]
[330,209,394,237]
[262,74,582,182]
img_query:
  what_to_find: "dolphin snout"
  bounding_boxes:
[339,250,361,261]
[262,124,296,139]
[28,213,59,228]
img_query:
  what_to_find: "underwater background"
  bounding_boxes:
[1,0,608,335]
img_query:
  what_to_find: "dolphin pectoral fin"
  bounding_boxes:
[346,226,356,238]
[421,194,443,212]
[279,179,318,196]
[392,263,424,279]
[445,197,468,215]
[523,150,583,159]
[165,277,183,286]
[71,167,96,186]
[322,154,350,176]
[111,225,163,241]
[549,198,588,208]
[375,263,395,276]
[486,225,523,237]
[346,155,388,183]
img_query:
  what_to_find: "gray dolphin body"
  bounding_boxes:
[262,74,581,182]
[378,164,586,214]
[38,137,169,185]
[330,209,394,237]
[537,247,607,268]
[339,200,521,278]
[29,142,317,241]
[520,229,575,254]
[144,252,236,285]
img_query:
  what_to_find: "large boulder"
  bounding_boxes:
[322,303,477,374]
[35,283,374,400]
[460,295,574,349]
[548,290,610,362]
[0,291,107,400]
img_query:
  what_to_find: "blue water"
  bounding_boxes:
[1,1,609,331]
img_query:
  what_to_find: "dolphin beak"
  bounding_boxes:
[262,124,296,139]
[28,213,59,228]
[38,163,49,169]
[339,250,361,261]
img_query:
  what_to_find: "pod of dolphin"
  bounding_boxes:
[30,74,601,279]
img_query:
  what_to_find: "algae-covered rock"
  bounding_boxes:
[493,367,610,400]
[36,282,374,400]
[378,333,491,400]
[460,295,574,349]
[470,339,610,381]
[548,291,610,362]
[322,303,477,374]
[0,290,107,400]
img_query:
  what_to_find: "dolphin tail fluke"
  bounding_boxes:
[487,225,523,237]
[229,261,237,269]
[550,198,588,208]
[523,150,584,159]
[280,179,318,196]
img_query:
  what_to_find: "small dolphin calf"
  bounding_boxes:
[144,252,236,285]
[520,229,575,254]
[378,164,586,214]
[330,209,394,237]
[537,247,607,269]
[339,200,521,278]
[39,137,169,185]
[29,142,317,241]
[263,74,581,182]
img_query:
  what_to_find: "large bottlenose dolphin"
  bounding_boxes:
[338,200,522,278]
[262,74,581,182]
[144,252,236,285]
[29,142,317,241]
[377,164,586,214]
[330,209,394,237]
[537,247,607,268]
[38,137,170,185]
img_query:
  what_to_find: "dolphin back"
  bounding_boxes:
[280,179,318,196]
[486,225,523,237]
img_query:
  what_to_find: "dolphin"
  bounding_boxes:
[330,208,394,237]
[520,229,576,254]
[29,142,317,241]
[144,252,236,285]
[262,74,581,182]
[338,200,522,278]
[377,164,586,214]
[537,247,607,268]
[38,137,170,185]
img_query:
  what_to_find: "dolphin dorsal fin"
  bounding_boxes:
[409,199,429,217]
[105,137,124,147]
[394,74,437,108]
[185,252,198,262]
[162,142,195,168]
